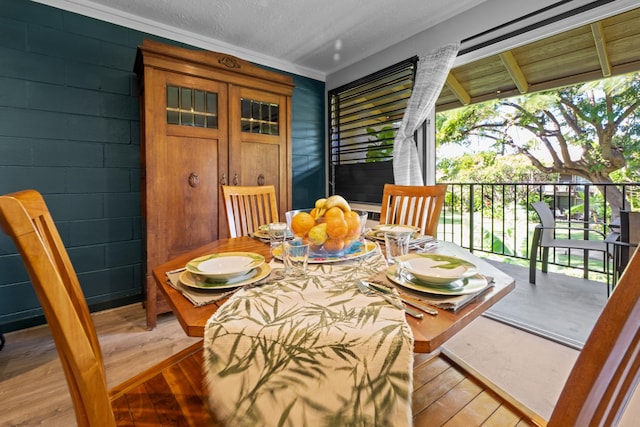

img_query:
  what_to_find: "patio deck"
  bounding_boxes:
[481,258,608,349]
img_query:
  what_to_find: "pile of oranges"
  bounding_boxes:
[290,197,363,254]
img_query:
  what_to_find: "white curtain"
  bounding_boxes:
[393,43,460,185]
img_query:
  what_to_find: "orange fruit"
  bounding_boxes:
[345,211,361,237]
[323,238,345,253]
[325,217,348,239]
[324,206,345,220]
[291,212,315,236]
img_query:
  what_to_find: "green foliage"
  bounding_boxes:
[365,125,395,162]
[568,190,607,225]
[436,73,640,197]
[482,228,514,255]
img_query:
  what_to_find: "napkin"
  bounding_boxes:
[367,269,494,312]
[165,271,237,307]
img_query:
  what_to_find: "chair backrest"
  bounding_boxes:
[221,185,279,238]
[531,201,558,246]
[620,210,640,247]
[548,245,640,426]
[0,190,116,427]
[379,184,447,237]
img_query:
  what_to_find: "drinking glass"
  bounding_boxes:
[283,239,310,277]
[384,231,412,264]
[267,222,288,255]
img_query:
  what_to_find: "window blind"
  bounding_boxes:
[328,57,417,202]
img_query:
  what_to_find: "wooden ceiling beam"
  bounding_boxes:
[499,51,529,94]
[591,21,611,77]
[445,72,471,106]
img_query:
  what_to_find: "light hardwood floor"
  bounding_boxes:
[1,303,638,426]
[0,305,199,427]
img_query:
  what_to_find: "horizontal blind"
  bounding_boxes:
[329,57,417,166]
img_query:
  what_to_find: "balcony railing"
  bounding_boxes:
[438,182,640,283]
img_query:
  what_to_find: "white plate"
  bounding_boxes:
[179,263,271,290]
[366,224,422,241]
[397,253,477,284]
[272,240,377,264]
[386,264,488,296]
[185,252,265,280]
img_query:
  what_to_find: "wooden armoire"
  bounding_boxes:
[134,40,294,329]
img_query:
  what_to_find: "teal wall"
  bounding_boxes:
[0,0,325,331]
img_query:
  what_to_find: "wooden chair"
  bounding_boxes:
[221,184,279,237]
[0,190,216,426]
[529,201,611,284]
[379,184,447,236]
[413,245,640,426]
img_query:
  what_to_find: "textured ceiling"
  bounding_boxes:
[48,0,485,77]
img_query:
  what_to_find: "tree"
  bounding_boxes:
[437,73,640,215]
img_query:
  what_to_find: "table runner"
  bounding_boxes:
[203,250,414,427]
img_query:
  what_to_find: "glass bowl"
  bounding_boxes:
[286,209,367,256]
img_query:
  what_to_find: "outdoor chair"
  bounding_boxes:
[0,190,215,426]
[221,184,279,238]
[379,184,447,237]
[529,201,612,284]
[610,209,640,284]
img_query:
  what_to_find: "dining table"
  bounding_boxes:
[152,235,515,353]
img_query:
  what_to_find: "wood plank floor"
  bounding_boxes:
[1,302,541,426]
[0,305,200,427]
[3,305,639,426]
[412,351,542,426]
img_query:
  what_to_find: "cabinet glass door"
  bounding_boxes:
[240,98,279,135]
[167,85,218,128]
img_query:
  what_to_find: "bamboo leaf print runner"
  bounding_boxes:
[203,251,413,427]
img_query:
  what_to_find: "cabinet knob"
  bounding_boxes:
[233,173,239,186]
[221,173,227,185]
[188,173,199,187]
[257,174,265,186]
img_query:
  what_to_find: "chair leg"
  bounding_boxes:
[529,227,542,284]
[541,247,549,273]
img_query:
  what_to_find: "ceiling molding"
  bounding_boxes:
[499,51,529,93]
[590,21,612,77]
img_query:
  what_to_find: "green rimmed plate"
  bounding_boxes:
[180,262,271,290]
[396,253,477,284]
[386,264,488,296]
[185,252,265,280]
[366,224,422,241]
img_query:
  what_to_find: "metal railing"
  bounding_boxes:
[437,182,640,283]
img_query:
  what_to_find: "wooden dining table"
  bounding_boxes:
[152,236,515,353]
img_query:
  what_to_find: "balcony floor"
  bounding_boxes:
[480,258,608,350]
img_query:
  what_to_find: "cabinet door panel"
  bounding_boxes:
[165,135,221,258]
[238,140,280,187]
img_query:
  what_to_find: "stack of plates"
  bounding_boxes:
[180,252,270,289]
[366,224,421,240]
[387,253,484,295]
[252,224,294,241]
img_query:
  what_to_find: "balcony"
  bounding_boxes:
[437,181,640,287]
